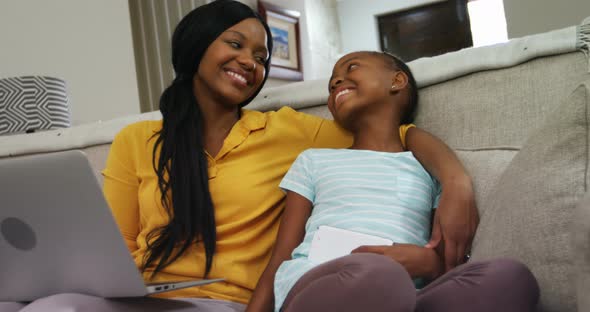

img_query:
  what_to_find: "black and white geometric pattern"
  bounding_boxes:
[0,76,71,135]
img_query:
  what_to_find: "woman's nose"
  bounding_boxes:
[238,55,256,72]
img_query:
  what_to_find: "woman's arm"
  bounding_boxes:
[246,191,312,312]
[102,131,140,253]
[103,176,140,253]
[404,127,478,272]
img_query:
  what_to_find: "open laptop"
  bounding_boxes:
[0,150,224,302]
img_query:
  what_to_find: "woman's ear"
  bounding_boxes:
[390,71,409,92]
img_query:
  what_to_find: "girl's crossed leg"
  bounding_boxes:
[281,254,539,312]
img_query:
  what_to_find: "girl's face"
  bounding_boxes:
[193,18,269,108]
[327,52,403,130]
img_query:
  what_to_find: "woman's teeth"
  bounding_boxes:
[227,71,247,84]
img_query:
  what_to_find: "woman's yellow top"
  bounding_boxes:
[102,107,413,304]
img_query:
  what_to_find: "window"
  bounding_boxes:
[467,0,508,47]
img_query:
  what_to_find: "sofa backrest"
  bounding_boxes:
[415,52,588,149]
[1,52,588,191]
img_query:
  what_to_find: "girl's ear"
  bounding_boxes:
[390,71,409,92]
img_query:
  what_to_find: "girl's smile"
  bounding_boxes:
[333,87,356,107]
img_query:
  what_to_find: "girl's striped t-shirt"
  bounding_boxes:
[274,148,441,311]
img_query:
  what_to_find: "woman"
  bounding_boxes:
[0,1,477,311]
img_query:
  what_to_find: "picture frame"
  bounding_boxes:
[258,1,303,81]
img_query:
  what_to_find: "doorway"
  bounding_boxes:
[377,0,473,62]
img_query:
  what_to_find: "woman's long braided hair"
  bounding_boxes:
[143,0,273,278]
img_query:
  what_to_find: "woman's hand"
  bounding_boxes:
[404,127,479,272]
[426,176,478,272]
[351,244,442,280]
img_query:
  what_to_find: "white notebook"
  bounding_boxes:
[308,225,394,264]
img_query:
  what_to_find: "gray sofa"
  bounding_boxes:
[1,24,589,311]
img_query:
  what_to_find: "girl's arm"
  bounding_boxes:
[404,127,478,272]
[246,191,312,312]
[352,244,443,280]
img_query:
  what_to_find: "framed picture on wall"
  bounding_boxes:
[258,1,303,81]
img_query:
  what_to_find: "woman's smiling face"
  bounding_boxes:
[193,18,269,108]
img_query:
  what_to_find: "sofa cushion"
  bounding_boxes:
[573,192,590,312]
[82,144,112,187]
[471,80,590,312]
[455,149,517,215]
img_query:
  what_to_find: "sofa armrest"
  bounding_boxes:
[573,191,590,311]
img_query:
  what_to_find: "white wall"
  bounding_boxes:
[304,0,342,80]
[503,0,590,39]
[336,0,443,53]
[0,0,140,125]
[467,0,508,47]
[262,0,342,82]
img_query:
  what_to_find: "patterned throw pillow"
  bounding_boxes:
[0,76,70,135]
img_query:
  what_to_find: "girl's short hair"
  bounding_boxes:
[375,52,419,124]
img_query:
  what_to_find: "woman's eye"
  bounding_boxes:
[348,63,359,71]
[228,41,241,48]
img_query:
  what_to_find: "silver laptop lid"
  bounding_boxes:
[0,150,148,301]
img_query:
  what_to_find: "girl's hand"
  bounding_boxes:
[351,244,442,280]
[425,176,478,272]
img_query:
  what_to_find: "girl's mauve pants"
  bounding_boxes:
[281,253,539,312]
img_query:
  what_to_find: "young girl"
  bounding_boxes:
[247,51,540,312]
